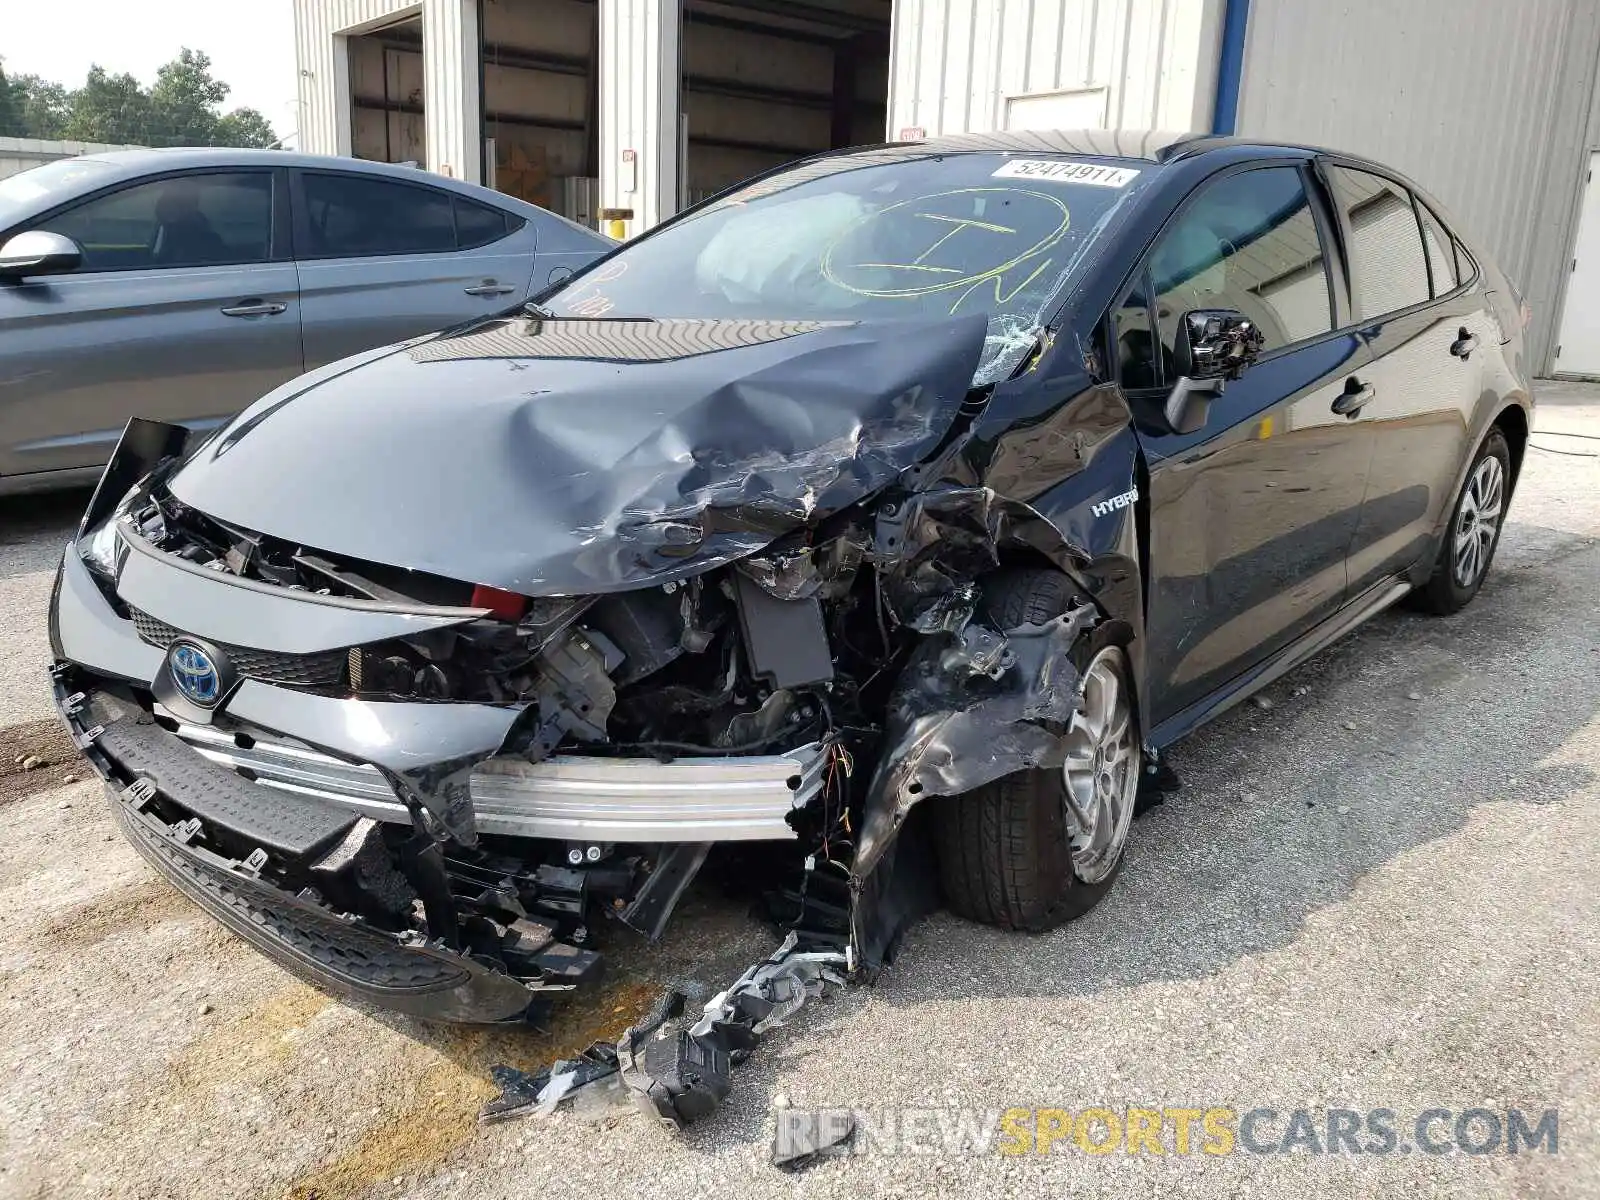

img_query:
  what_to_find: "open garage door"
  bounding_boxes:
[680,0,891,205]
[481,0,601,225]
[348,15,429,167]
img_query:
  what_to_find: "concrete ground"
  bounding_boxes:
[1,384,1598,1199]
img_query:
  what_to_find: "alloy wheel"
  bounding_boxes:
[1452,455,1505,588]
[1060,646,1140,884]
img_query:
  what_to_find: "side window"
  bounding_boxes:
[34,172,272,271]
[300,172,456,258]
[454,197,510,250]
[1327,166,1431,317]
[1417,203,1457,297]
[1114,274,1160,389]
[1149,166,1333,370]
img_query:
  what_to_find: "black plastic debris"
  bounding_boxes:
[773,1108,857,1172]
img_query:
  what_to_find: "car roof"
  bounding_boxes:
[73,146,544,211]
[824,128,1333,165]
[52,146,609,245]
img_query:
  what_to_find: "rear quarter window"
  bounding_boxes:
[1327,166,1431,318]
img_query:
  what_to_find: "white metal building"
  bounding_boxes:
[293,0,1600,375]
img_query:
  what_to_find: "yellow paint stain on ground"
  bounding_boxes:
[281,978,664,1200]
[169,983,335,1091]
[34,874,193,950]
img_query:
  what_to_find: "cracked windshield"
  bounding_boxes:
[549,152,1151,382]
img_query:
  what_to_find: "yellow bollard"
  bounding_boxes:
[600,207,634,242]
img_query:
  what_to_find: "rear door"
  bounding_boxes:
[0,168,299,478]
[1122,162,1376,730]
[292,170,537,369]
[1323,164,1493,593]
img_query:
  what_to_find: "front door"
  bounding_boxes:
[1118,163,1376,730]
[292,170,536,370]
[0,169,301,479]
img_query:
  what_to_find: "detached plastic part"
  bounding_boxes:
[773,1108,857,1171]
[481,932,846,1132]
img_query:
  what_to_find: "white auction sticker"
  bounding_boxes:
[991,159,1141,187]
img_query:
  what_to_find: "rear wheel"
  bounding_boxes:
[1413,428,1510,615]
[934,570,1140,931]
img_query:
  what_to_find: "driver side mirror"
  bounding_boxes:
[0,230,84,279]
[1164,308,1265,434]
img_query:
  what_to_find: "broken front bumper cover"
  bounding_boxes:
[56,683,542,1023]
[49,523,855,1030]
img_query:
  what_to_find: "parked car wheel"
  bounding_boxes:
[935,570,1141,931]
[1413,428,1511,615]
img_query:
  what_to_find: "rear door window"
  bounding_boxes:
[1327,166,1431,318]
[1148,165,1334,366]
[34,172,273,271]
[299,172,457,258]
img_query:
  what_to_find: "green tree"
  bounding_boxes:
[147,48,228,145]
[213,107,280,149]
[0,48,278,147]
[61,65,152,144]
[0,70,71,138]
[0,67,21,137]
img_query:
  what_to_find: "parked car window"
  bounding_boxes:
[454,197,510,249]
[1327,166,1431,318]
[1148,166,1333,366]
[33,172,273,272]
[300,172,455,258]
[1416,203,1458,298]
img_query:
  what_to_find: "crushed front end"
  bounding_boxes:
[52,456,882,1025]
[50,313,1136,1126]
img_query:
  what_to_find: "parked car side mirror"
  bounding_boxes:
[1164,309,1265,434]
[0,230,84,279]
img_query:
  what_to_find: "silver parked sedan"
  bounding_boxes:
[0,148,612,493]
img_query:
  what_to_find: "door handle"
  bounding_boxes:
[1450,327,1479,359]
[1331,377,1376,417]
[464,281,516,296]
[220,300,287,317]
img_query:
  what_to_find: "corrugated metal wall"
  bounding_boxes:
[597,0,680,232]
[887,0,1225,139]
[1236,0,1600,372]
[293,0,482,182]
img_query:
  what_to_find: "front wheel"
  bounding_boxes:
[1413,428,1511,615]
[934,570,1140,931]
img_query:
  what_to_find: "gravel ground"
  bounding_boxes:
[2,386,1598,1199]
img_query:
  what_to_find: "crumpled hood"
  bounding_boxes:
[168,314,987,594]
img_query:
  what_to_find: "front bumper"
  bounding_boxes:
[55,681,539,1022]
[50,537,825,1023]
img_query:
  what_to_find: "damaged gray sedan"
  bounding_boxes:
[49,131,1533,1127]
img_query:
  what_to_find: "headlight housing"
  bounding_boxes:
[78,488,139,582]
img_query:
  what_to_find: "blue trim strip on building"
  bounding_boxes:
[1211,0,1252,135]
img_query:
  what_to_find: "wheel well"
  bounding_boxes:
[1493,404,1529,489]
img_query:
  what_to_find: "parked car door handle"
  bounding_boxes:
[464,281,516,296]
[1331,377,1376,417]
[220,300,288,317]
[1450,327,1479,359]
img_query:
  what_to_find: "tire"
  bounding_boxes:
[1412,428,1511,615]
[933,569,1140,932]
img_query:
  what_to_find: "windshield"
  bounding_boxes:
[546,150,1153,383]
[0,158,119,229]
